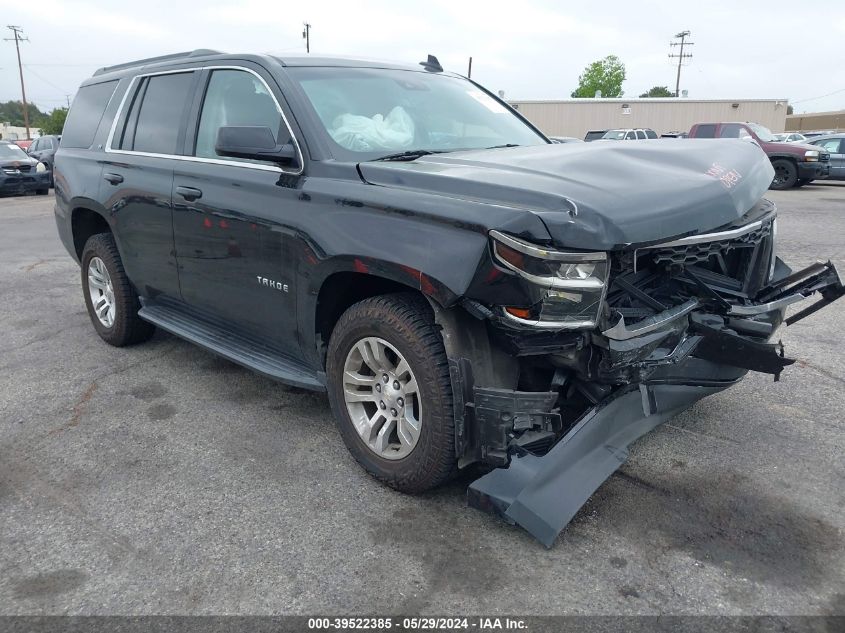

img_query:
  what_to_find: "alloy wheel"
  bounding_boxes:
[342,336,422,460]
[87,256,116,328]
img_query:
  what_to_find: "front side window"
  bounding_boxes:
[815,138,843,153]
[194,69,284,163]
[719,124,753,140]
[287,66,545,160]
[602,130,627,140]
[645,129,657,139]
[117,72,194,154]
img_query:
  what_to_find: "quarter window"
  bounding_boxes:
[62,80,118,148]
[194,69,285,163]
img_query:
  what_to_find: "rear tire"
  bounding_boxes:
[80,233,155,347]
[326,292,457,493]
[771,159,798,190]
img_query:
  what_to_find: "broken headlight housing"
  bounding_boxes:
[489,230,609,329]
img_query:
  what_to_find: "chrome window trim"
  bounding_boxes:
[104,64,304,176]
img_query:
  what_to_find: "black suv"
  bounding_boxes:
[54,50,843,546]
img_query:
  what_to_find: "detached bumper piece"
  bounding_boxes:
[469,383,723,547]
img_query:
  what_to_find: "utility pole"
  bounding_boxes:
[669,30,694,98]
[65,94,71,109]
[302,22,311,54]
[5,25,31,139]
[467,56,472,79]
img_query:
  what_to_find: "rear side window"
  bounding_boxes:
[693,124,717,138]
[117,72,194,155]
[61,80,118,148]
[645,129,657,139]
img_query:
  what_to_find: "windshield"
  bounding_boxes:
[0,143,28,160]
[747,123,778,142]
[287,67,546,160]
[602,130,627,140]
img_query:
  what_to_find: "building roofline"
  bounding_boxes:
[509,98,789,104]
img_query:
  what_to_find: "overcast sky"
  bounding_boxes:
[2,0,843,115]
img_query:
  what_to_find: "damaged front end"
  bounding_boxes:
[450,200,843,546]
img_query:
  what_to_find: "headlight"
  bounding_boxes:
[804,150,819,162]
[489,230,609,329]
[35,161,47,172]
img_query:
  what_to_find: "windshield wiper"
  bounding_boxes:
[485,143,521,149]
[373,149,444,162]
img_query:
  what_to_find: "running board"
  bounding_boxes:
[138,303,325,391]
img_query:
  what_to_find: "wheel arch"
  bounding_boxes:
[70,204,112,259]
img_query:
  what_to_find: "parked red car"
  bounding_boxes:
[688,122,830,189]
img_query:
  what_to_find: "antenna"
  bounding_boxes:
[420,55,443,73]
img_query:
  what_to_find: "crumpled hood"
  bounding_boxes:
[358,139,774,250]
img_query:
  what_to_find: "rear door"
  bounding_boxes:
[171,65,304,355]
[101,69,199,299]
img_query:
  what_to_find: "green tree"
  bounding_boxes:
[0,100,47,128]
[787,104,794,115]
[639,86,674,98]
[39,107,68,135]
[571,55,626,98]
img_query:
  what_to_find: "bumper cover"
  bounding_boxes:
[469,381,724,547]
[0,172,50,194]
[466,260,843,546]
[797,161,830,180]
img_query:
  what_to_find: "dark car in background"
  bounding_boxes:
[28,134,60,186]
[583,129,608,142]
[53,50,843,546]
[688,122,830,189]
[0,140,51,196]
[806,134,845,180]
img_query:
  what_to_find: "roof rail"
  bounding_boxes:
[93,49,224,76]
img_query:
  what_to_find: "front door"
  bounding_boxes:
[816,138,845,179]
[172,66,303,356]
[100,70,198,299]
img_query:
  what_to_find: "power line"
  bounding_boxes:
[668,30,694,98]
[791,87,845,105]
[4,25,31,138]
[23,64,71,96]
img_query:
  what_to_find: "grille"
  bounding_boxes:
[648,223,771,267]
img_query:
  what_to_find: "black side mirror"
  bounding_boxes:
[214,126,298,166]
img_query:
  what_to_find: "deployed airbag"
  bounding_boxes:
[330,106,415,152]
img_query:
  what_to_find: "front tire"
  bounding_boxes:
[771,159,798,190]
[326,293,456,493]
[81,233,155,346]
